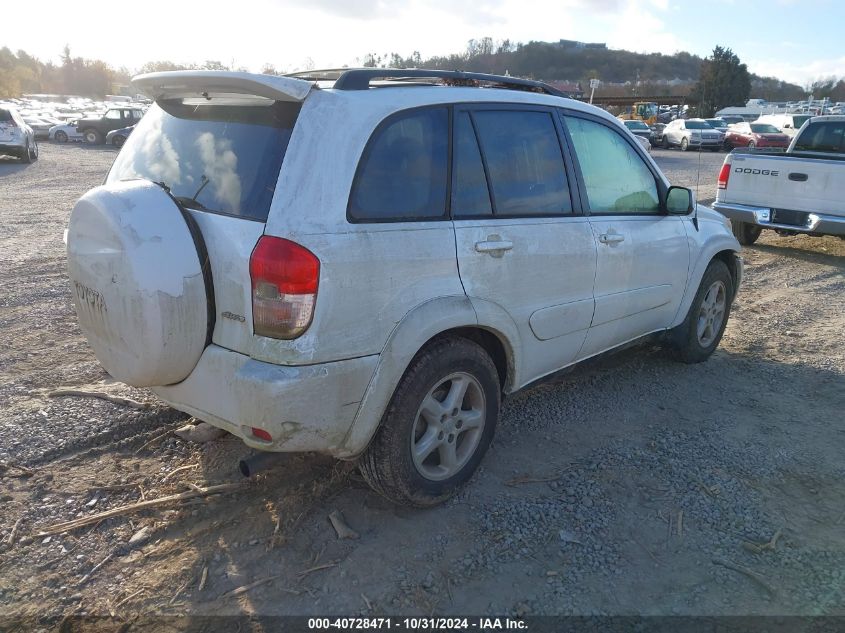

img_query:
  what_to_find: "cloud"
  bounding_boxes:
[746,54,845,86]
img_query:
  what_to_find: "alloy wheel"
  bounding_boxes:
[697,281,727,347]
[410,372,486,481]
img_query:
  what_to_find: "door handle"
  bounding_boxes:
[598,233,625,245]
[475,239,513,255]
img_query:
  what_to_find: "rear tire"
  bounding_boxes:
[21,141,32,164]
[662,136,670,150]
[359,336,501,507]
[667,260,734,364]
[83,128,103,145]
[113,135,126,148]
[732,221,762,246]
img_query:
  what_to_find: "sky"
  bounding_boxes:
[4,0,844,87]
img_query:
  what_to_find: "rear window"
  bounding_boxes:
[107,99,300,221]
[792,121,845,154]
[472,110,571,216]
[0,109,12,122]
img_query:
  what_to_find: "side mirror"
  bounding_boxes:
[665,186,694,215]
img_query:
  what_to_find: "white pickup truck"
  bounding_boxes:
[713,115,845,244]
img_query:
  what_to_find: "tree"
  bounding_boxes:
[691,46,751,117]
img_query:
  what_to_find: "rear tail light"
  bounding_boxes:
[249,236,319,340]
[251,427,272,442]
[718,163,731,190]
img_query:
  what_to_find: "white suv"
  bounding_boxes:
[66,69,743,506]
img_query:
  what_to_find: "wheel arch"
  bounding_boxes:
[670,235,741,329]
[338,295,519,457]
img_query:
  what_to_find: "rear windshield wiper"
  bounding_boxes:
[173,196,211,211]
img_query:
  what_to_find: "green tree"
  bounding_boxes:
[691,46,751,117]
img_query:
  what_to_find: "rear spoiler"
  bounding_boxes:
[132,71,314,103]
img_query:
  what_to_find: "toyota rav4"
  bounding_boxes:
[66,69,743,506]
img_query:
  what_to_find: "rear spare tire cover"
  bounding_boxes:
[67,180,209,387]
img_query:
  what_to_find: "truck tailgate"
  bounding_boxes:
[721,153,845,217]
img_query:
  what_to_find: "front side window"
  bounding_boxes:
[472,110,571,216]
[105,110,121,120]
[564,116,660,215]
[349,108,448,222]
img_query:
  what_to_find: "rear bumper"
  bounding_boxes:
[713,201,845,237]
[152,345,379,456]
[0,142,25,155]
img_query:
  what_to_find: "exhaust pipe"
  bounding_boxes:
[238,451,286,478]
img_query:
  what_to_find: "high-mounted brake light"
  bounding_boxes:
[717,163,731,190]
[249,236,319,340]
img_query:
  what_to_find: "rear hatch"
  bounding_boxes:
[67,72,312,386]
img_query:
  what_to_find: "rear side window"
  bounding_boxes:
[472,110,571,216]
[349,108,448,222]
[564,116,659,215]
[792,121,845,153]
[451,112,492,217]
[107,99,301,221]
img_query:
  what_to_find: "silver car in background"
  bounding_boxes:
[661,118,723,151]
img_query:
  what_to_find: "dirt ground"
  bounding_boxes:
[1,144,844,627]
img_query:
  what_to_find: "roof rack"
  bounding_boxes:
[285,68,569,98]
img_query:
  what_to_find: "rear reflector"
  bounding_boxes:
[718,163,731,190]
[249,236,319,340]
[251,427,272,442]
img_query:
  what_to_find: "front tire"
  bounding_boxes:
[54,130,68,143]
[732,221,762,246]
[667,260,734,364]
[112,135,126,148]
[360,336,501,507]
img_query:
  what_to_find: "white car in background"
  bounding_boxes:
[49,122,84,143]
[0,106,38,162]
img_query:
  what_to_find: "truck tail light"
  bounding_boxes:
[718,163,731,190]
[249,236,319,340]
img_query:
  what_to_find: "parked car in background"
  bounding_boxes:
[66,68,743,506]
[649,122,666,147]
[23,117,53,139]
[0,106,38,162]
[721,115,745,125]
[661,118,722,151]
[76,107,144,144]
[106,125,134,147]
[621,119,652,145]
[705,118,730,134]
[723,122,789,150]
[714,115,845,244]
[756,113,813,138]
[49,122,84,143]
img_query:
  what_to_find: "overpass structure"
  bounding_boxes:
[575,94,696,107]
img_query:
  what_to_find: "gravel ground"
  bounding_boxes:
[1,143,844,623]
